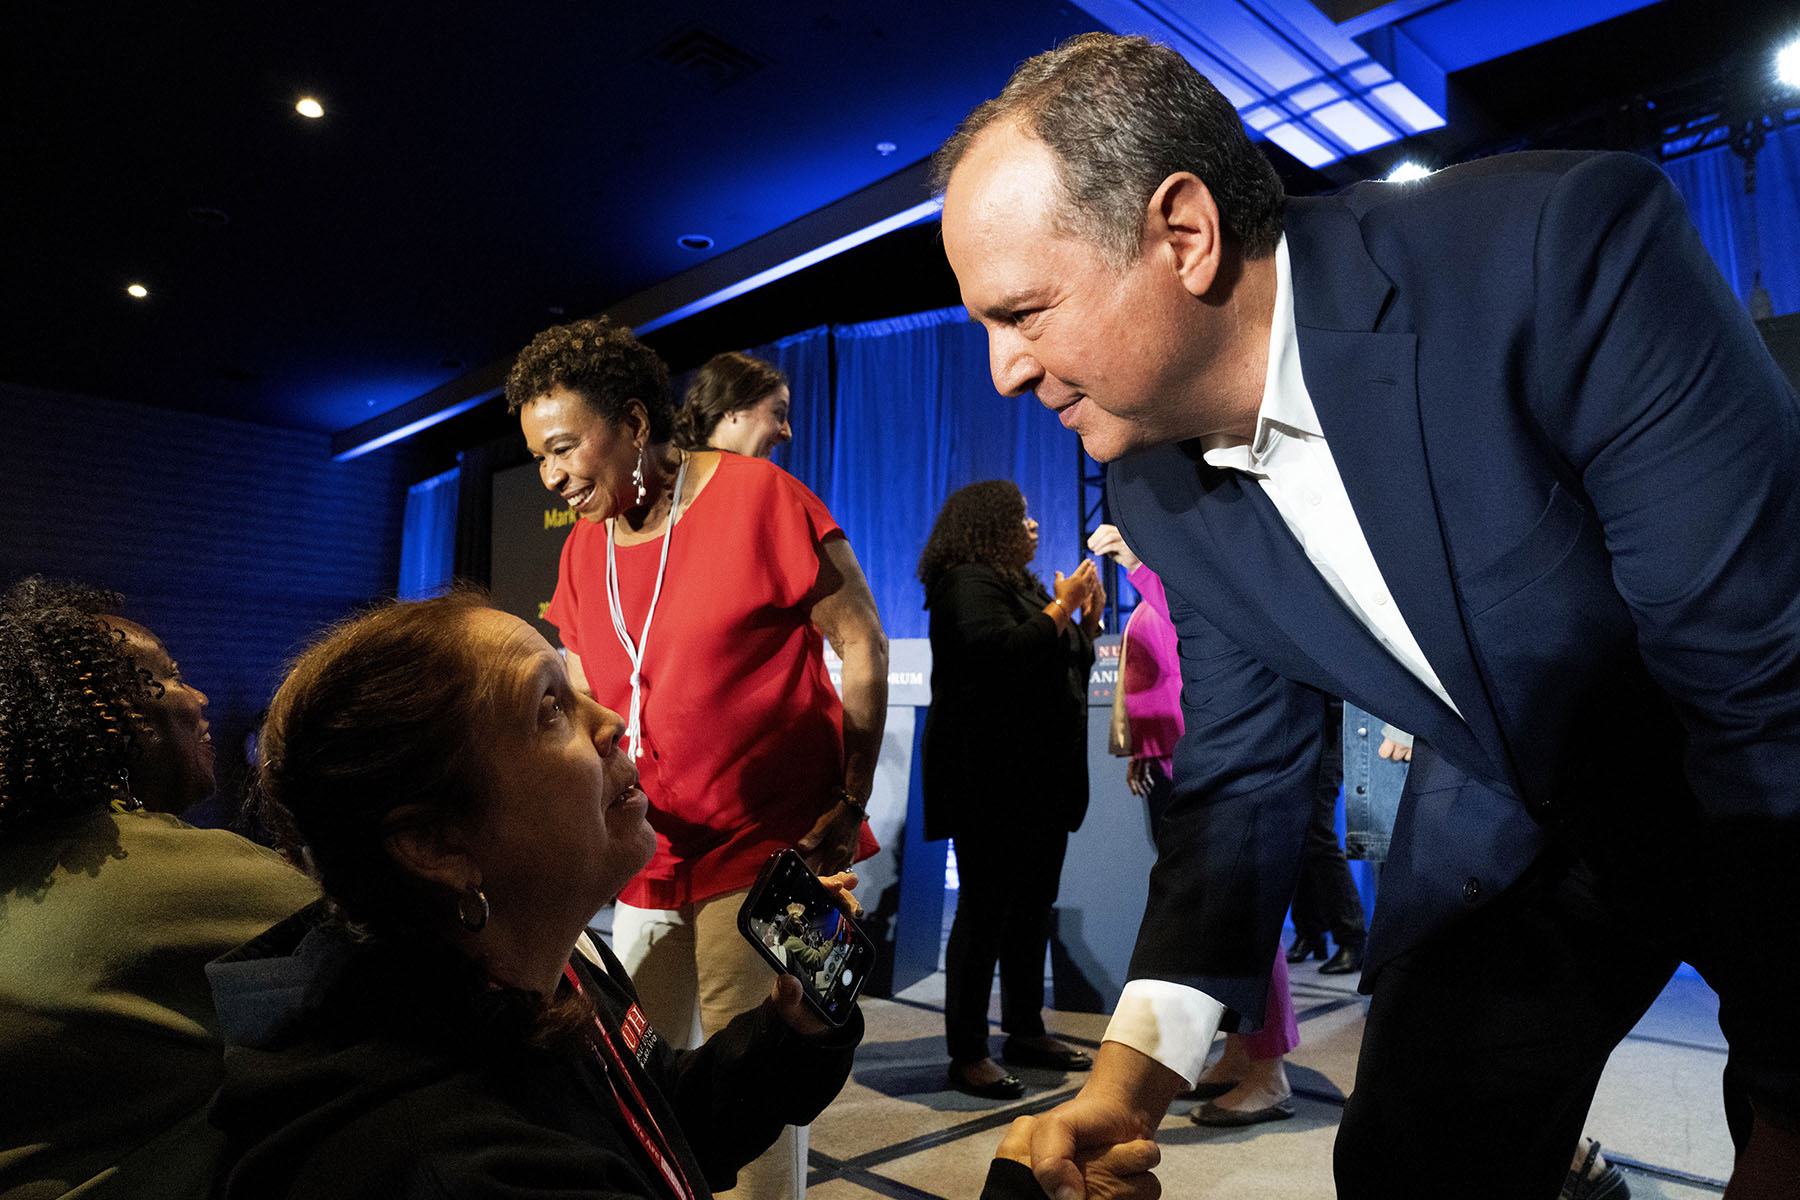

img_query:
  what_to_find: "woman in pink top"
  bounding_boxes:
[1092,525,1300,1128]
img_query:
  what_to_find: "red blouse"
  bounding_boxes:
[546,452,876,909]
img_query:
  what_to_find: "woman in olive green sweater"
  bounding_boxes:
[0,577,316,1199]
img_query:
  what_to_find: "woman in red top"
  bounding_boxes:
[508,317,887,1200]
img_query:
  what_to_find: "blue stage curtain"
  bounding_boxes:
[398,466,459,600]
[751,324,834,491]
[1663,121,1800,317]
[827,306,1082,639]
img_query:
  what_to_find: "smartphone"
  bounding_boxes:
[737,848,876,1026]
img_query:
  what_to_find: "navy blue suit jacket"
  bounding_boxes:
[1109,151,1800,1026]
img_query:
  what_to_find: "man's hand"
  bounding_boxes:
[1377,737,1412,762]
[1027,1093,1157,1200]
[1026,1043,1184,1200]
[995,1116,1160,1200]
[1086,524,1143,573]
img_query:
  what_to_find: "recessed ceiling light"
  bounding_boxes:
[1385,161,1431,182]
[296,97,325,119]
[875,141,898,157]
[1777,37,1800,90]
[677,234,715,251]
[126,283,149,299]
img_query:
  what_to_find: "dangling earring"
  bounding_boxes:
[457,883,490,933]
[115,767,142,812]
[632,445,647,506]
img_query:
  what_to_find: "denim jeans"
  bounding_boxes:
[1342,702,1410,864]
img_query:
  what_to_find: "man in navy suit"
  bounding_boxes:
[934,32,1800,1200]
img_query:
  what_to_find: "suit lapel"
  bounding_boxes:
[1278,199,1514,788]
[1186,461,1500,784]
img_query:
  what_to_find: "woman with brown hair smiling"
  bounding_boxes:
[674,351,792,459]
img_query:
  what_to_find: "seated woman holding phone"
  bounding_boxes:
[204,593,864,1199]
[203,592,1153,1200]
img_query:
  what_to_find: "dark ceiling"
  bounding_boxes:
[3,0,1792,446]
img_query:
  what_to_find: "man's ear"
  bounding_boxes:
[1147,172,1224,299]
[385,812,480,894]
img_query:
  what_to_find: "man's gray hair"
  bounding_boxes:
[932,32,1286,265]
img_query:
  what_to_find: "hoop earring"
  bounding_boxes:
[457,884,490,933]
[632,445,647,506]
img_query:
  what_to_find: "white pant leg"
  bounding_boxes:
[610,900,704,1051]
[694,889,807,1200]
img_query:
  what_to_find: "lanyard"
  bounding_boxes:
[605,451,689,759]
[563,963,698,1200]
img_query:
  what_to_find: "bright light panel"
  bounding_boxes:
[296,97,324,119]
[1290,81,1344,111]
[631,196,945,337]
[1371,82,1447,134]
[1778,38,1800,90]
[1314,100,1394,152]
[1263,122,1336,169]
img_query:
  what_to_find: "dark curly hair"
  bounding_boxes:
[503,316,675,442]
[916,480,1045,604]
[932,32,1286,266]
[0,577,150,839]
[673,351,788,450]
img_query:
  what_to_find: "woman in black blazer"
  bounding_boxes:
[917,480,1103,1099]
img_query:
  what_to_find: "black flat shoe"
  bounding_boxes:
[947,1064,1026,1100]
[1286,934,1328,963]
[1189,1098,1296,1127]
[1176,1079,1238,1101]
[1319,944,1364,975]
[1562,1139,1631,1200]
[1002,1037,1093,1072]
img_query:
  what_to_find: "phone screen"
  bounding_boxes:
[738,850,875,1025]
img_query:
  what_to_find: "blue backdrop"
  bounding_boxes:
[1663,120,1800,316]
[398,466,460,601]
[754,306,1085,640]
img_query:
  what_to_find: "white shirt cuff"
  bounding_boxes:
[1102,979,1227,1086]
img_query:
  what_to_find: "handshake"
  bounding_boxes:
[987,1101,1162,1200]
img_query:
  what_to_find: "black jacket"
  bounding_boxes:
[921,564,1095,841]
[206,904,861,1199]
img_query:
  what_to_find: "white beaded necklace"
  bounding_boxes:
[604,450,689,759]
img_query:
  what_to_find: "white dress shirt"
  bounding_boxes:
[1103,236,1459,1084]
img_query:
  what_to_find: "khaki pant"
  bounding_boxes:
[613,889,807,1200]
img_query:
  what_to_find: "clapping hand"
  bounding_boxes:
[1053,559,1101,620]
